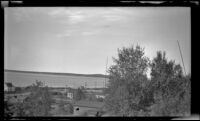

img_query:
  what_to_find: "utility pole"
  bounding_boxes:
[177,40,187,76]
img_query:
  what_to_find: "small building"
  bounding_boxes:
[65,87,75,99]
[95,95,105,99]
[67,92,73,99]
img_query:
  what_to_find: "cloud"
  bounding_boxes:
[56,29,76,38]
[8,7,49,22]
[48,7,132,24]
[56,29,101,38]
[81,30,101,36]
[48,8,87,24]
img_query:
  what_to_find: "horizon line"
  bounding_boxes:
[4,69,109,78]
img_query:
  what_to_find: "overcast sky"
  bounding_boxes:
[4,7,191,77]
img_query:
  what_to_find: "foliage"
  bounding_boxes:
[5,82,13,87]
[104,45,190,116]
[59,100,74,115]
[12,80,54,116]
[4,101,14,118]
[52,91,63,96]
[15,87,22,93]
[149,51,191,116]
[87,93,96,101]
[65,103,74,114]
[105,45,150,116]
[74,87,86,101]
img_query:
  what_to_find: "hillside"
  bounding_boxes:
[4,70,109,88]
[4,69,109,78]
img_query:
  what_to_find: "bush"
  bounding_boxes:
[59,100,74,115]
[65,103,74,114]
[15,87,22,93]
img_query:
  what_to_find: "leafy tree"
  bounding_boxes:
[12,102,26,117]
[19,80,53,116]
[5,82,13,87]
[4,100,14,118]
[105,45,150,116]
[149,51,191,116]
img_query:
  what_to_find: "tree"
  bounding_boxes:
[4,101,14,118]
[105,45,150,116]
[74,87,86,101]
[19,80,53,116]
[149,51,190,116]
[5,82,13,88]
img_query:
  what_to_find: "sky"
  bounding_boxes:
[4,7,191,77]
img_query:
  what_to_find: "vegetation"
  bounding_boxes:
[4,100,14,118]
[105,45,150,116]
[4,80,54,117]
[22,80,53,116]
[74,87,86,101]
[105,45,191,116]
[58,100,74,115]
[4,44,190,117]
[148,51,191,116]
[5,82,13,87]
[14,87,23,93]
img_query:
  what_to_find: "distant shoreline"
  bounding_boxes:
[4,69,109,78]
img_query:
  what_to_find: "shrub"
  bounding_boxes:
[65,103,74,114]
[59,100,74,115]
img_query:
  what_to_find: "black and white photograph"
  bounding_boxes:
[4,6,193,118]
